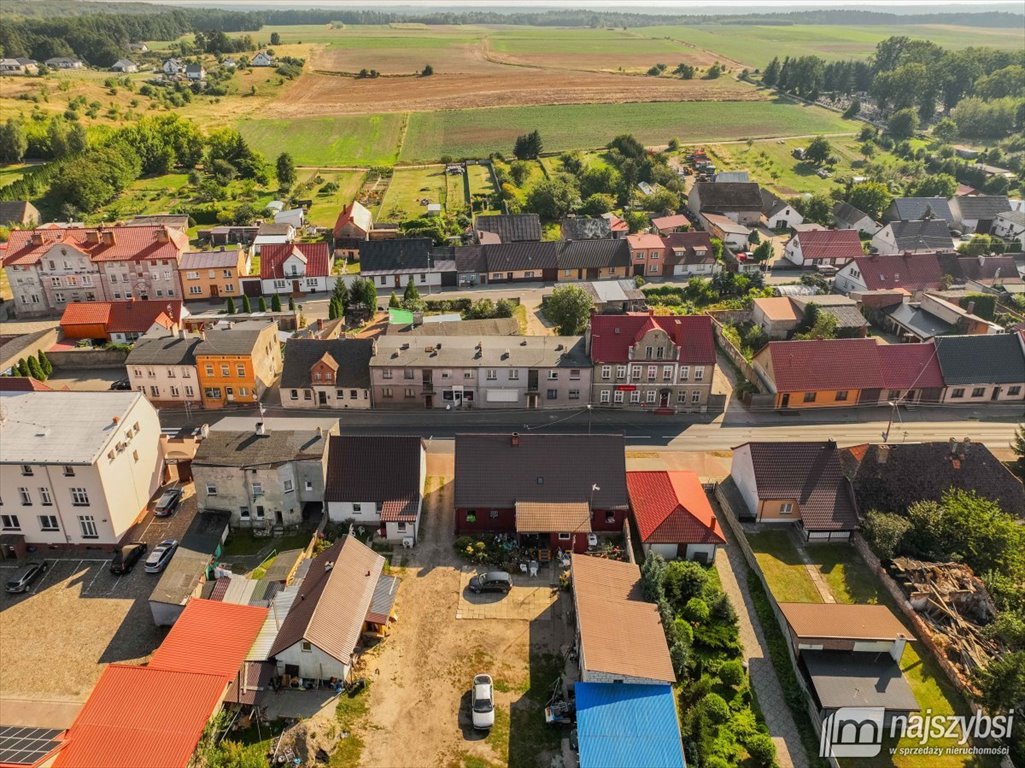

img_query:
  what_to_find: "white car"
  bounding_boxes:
[471,674,495,730]
[144,539,178,573]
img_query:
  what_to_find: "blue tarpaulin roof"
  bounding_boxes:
[575,683,686,768]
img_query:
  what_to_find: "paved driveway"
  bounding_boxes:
[456,567,558,620]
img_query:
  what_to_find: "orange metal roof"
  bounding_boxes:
[148,599,268,679]
[53,666,226,768]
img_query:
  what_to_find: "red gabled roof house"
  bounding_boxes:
[260,242,334,295]
[835,253,945,296]
[627,470,725,562]
[783,229,863,267]
[588,313,716,412]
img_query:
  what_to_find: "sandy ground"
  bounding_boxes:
[357,452,572,768]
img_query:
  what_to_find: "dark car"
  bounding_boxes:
[110,542,148,574]
[153,488,182,517]
[109,378,132,391]
[144,539,178,573]
[5,561,47,594]
[469,571,512,595]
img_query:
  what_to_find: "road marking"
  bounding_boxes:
[84,561,105,595]
[108,574,123,594]
[28,559,59,595]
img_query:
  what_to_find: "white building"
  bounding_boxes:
[992,211,1025,249]
[871,220,954,256]
[0,391,163,550]
[125,329,202,407]
[251,51,275,67]
[161,58,183,76]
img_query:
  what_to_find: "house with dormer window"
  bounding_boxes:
[259,242,333,295]
[587,312,716,412]
[280,338,374,409]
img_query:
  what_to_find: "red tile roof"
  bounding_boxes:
[60,300,183,333]
[147,599,268,679]
[626,233,664,250]
[0,376,52,391]
[877,343,944,390]
[59,302,111,327]
[651,214,690,230]
[847,253,944,291]
[792,229,863,262]
[627,471,725,545]
[53,665,227,768]
[3,226,187,268]
[760,338,885,392]
[602,213,629,233]
[590,313,716,365]
[260,242,331,279]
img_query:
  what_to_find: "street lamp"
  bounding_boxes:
[882,400,903,443]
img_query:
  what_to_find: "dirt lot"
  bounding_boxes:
[356,452,574,768]
[0,484,198,702]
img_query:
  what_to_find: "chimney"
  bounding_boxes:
[826,438,837,450]
[890,634,908,663]
[112,415,120,425]
[256,422,267,436]
[30,231,44,245]
[316,425,323,437]
[959,436,970,459]
[965,301,975,316]
[948,437,957,456]
[156,226,170,243]
[316,318,324,331]
[511,432,520,447]
[200,423,210,439]
[324,561,334,572]
[978,254,985,267]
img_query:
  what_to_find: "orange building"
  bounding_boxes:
[179,248,249,300]
[195,320,281,408]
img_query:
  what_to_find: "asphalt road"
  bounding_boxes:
[156,401,1024,452]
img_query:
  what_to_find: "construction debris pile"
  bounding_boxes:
[889,557,1001,694]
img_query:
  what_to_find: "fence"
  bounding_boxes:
[48,348,129,369]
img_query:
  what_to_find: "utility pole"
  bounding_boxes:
[881,400,903,443]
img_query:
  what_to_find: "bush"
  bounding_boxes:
[682,597,710,623]
[746,733,776,768]
[718,660,745,688]
[663,560,709,610]
[700,693,730,724]
[861,510,911,560]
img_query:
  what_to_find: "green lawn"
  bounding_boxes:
[299,169,366,228]
[0,162,40,188]
[745,530,823,604]
[466,163,500,214]
[400,100,853,162]
[377,166,452,220]
[329,684,372,767]
[94,173,192,221]
[238,113,406,166]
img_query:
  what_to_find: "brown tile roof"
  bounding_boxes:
[514,501,591,533]
[268,536,383,663]
[571,554,675,683]
[754,297,799,323]
[758,338,885,392]
[779,603,911,641]
[324,435,424,504]
[454,433,628,510]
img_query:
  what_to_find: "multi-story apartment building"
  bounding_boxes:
[588,313,717,412]
[2,225,189,317]
[126,329,203,407]
[0,391,163,550]
[371,335,591,409]
[194,321,282,409]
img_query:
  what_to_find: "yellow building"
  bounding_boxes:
[180,248,249,300]
[195,320,281,409]
[752,338,884,410]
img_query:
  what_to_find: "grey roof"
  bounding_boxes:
[367,573,400,623]
[325,435,424,503]
[372,334,588,369]
[194,428,329,467]
[179,249,242,270]
[256,222,292,236]
[715,170,750,183]
[819,305,868,330]
[0,201,39,226]
[195,321,274,356]
[359,238,434,273]
[887,197,954,224]
[126,331,202,366]
[150,511,230,606]
[561,217,612,240]
[833,201,872,227]
[385,317,520,336]
[583,279,645,304]
[692,182,763,212]
[804,651,919,712]
[934,334,1025,385]
[760,189,789,217]
[280,338,373,389]
[949,195,1011,222]
[558,238,631,270]
[887,220,954,251]
[883,303,952,340]
[455,433,628,509]
[483,241,559,272]
[474,214,541,242]
[997,210,1025,227]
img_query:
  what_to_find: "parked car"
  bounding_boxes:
[109,378,132,391]
[5,561,47,594]
[815,264,839,276]
[109,542,148,574]
[469,571,512,595]
[471,674,495,730]
[144,539,178,573]
[153,487,182,517]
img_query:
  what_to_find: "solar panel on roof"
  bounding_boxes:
[0,725,63,765]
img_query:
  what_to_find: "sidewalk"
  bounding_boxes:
[715,521,810,768]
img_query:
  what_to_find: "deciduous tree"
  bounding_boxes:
[543,285,592,335]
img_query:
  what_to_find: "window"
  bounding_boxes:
[694,367,704,382]
[290,389,298,400]
[255,506,265,519]
[382,369,393,379]
[600,389,611,404]
[951,388,965,398]
[353,503,362,512]
[677,391,688,403]
[558,532,571,541]
[350,390,358,399]
[887,389,901,400]
[39,515,59,532]
[184,386,195,398]
[630,391,641,403]
[402,368,415,380]
[304,390,312,400]
[971,387,986,398]
[382,387,393,398]
[150,386,160,398]
[645,346,653,358]
[1009,386,1022,396]
[569,389,580,400]
[54,292,64,303]
[679,366,689,381]
[251,483,263,497]
[615,365,626,379]
[486,369,497,381]
[396,522,407,532]
[189,286,203,295]
[221,365,230,376]
[646,390,657,403]
[39,488,52,506]
[509,369,520,381]
[601,365,611,380]
[78,515,98,539]
[663,366,674,381]
[405,388,415,398]
[780,502,794,515]
[203,387,221,399]
[305,481,313,491]
[63,465,75,477]
[237,364,246,377]
[206,484,218,496]
[630,365,641,379]
[692,390,701,403]
[18,488,31,505]
[240,506,250,519]
[835,391,849,402]
[803,392,817,403]
[71,488,89,506]
[1,514,20,530]
[613,390,624,403]
[655,346,664,359]
[283,479,294,493]
[21,465,33,476]
[548,371,558,380]
[647,365,657,381]
[570,369,581,380]
[419,273,426,283]
[463,371,471,379]
[205,364,214,376]
[301,641,313,653]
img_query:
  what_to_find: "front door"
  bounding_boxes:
[425,395,433,409]
[527,393,538,409]
[292,280,301,294]
[210,285,219,298]
[395,275,402,288]
[225,386,235,402]
[659,390,669,408]
[781,393,790,408]
[991,386,1001,401]
[318,390,327,405]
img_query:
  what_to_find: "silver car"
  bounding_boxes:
[471,674,495,730]
[144,539,178,573]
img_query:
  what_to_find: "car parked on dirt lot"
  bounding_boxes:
[471,674,495,730]
[5,561,47,593]
[469,571,512,595]
[109,378,132,391]
[144,539,178,573]
[109,542,148,574]
[153,487,182,517]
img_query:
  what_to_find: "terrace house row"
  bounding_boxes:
[2,225,190,317]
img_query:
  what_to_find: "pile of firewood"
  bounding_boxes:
[889,557,1002,692]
